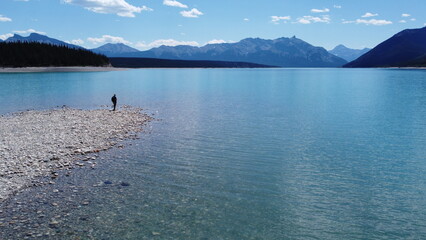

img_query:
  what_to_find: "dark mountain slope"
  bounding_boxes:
[345,27,426,67]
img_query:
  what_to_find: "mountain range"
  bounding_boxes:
[105,37,347,67]
[345,26,426,67]
[328,45,371,62]
[3,26,426,68]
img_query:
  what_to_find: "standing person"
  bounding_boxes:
[111,94,117,111]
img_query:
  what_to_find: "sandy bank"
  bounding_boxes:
[0,66,128,73]
[0,106,152,201]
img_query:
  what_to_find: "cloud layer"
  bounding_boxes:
[362,12,378,18]
[136,39,200,49]
[343,18,392,26]
[63,0,152,17]
[297,15,330,24]
[271,16,291,24]
[163,0,188,8]
[0,33,13,40]
[0,15,12,22]
[180,8,203,18]
[88,35,131,44]
[311,8,330,13]
[14,29,46,35]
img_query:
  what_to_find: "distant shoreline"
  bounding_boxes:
[386,67,426,70]
[0,66,128,73]
[1,66,424,73]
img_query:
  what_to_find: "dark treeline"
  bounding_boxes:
[109,57,274,68]
[0,42,110,67]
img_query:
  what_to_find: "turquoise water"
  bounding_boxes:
[1,68,426,239]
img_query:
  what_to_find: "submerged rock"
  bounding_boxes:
[120,182,130,187]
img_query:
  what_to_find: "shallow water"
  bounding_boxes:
[1,68,426,239]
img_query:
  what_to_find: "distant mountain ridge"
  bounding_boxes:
[91,43,139,57]
[345,26,426,67]
[5,33,82,49]
[113,37,347,67]
[329,45,370,62]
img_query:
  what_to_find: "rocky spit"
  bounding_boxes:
[0,106,152,202]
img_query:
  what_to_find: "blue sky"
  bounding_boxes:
[0,0,425,50]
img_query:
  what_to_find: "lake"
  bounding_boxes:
[1,68,426,239]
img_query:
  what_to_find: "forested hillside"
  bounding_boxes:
[0,42,110,67]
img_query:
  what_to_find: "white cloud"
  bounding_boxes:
[87,35,131,45]
[70,39,84,45]
[342,20,354,24]
[13,29,46,35]
[402,13,410,17]
[410,18,416,21]
[180,8,203,18]
[205,39,227,45]
[244,18,249,21]
[361,12,378,18]
[136,39,200,49]
[296,15,330,24]
[0,15,12,22]
[271,16,291,24]
[399,20,407,23]
[311,8,330,13]
[356,19,392,26]
[163,0,187,8]
[0,33,13,40]
[333,5,341,9]
[63,0,152,17]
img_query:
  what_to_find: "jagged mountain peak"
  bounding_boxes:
[329,44,371,62]
[91,43,141,57]
[119,36,347,67]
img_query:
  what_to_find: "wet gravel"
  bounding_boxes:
[0,106,152,201]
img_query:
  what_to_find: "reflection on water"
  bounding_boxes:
[1,69,426,239]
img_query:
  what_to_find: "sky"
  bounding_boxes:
[0,0,425,50]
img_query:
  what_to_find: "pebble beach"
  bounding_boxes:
[0,106,152,201]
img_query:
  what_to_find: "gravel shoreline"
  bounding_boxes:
[0,106,152,201]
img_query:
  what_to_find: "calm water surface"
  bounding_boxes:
[1,68,426,239]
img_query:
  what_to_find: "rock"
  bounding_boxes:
[120,182,130,187]
[49,220,59,227]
